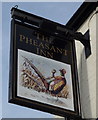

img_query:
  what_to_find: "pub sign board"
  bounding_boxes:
[9,9,81,118]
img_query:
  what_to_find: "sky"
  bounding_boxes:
[1,1,82,118]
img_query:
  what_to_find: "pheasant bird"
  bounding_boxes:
[49,69,67,95]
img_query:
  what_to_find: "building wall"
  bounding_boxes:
[96,7,98,118]
[75,8,97,118]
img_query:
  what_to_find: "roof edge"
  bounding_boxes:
[65,2,98,31]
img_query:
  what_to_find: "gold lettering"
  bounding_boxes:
[56,47,62,54]
[29,39,33,44]
[63,50,67,56]
[36,48,39,54]
[36,33,43,40]
[19,34,68,57]
[40,49,46,56]
[44,36,49,43]
[42,35,44,41]
[39,43,44,49]
[50,46,56,52]
[47,52,53,58]
[26,37,28,44]
[37,49,53,59]
[33,40,38,47]
[19,35,25,42]
[45,43,49,50]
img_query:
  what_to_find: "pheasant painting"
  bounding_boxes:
[21,56,69,98]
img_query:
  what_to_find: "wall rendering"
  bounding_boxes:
[75,8,97,119]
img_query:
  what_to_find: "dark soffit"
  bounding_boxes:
[65,2,98,31]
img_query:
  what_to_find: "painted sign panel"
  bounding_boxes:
[9,20,81,118]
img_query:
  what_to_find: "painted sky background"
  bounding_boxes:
[1,2,82,118]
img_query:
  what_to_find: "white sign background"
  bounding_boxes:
[17,49,74,111]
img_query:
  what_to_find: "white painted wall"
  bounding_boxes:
[75,8,97,118]
[96,7,98,119]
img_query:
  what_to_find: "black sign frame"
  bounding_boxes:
[9,17,81,119]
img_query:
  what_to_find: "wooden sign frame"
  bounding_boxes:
[9,18,81,119]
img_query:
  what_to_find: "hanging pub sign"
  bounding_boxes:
[9,7,81,119]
